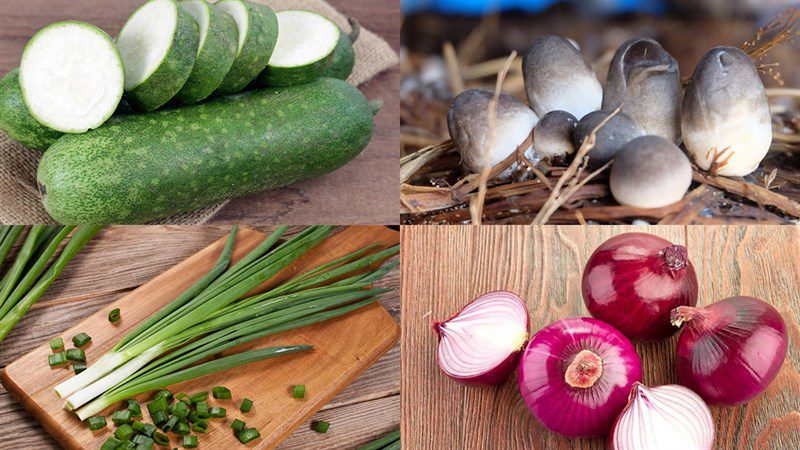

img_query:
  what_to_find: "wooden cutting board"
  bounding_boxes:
[1,226,400,450]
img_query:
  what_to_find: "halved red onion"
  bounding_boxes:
[672,296,788,405]
[582,232,698,340]
[611,383,714,450]
[433,290,529,385]
[517,317,642,437]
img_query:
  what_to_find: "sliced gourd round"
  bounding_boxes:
[19,21,123,134]
[213,0,278,95]
[175,0,238,104]
[115,0,199,111]
[260,10,340,87]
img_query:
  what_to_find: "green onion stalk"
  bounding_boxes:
[54,226,398,420]
[0,225,101,342]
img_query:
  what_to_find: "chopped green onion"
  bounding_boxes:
[121,441,136,450]
[195,401,209,418]
[72,332,91,347]
[100,436,123,450]
[356,429,400,450]
[153,431,170,446]
[126,399,142,418]
[50,337,64,351]
[174,421,190,435]
[111,409,133,425]
[175,392,191,404]
[240,398,253,412]
[87,416,107,431]
[292,385,305,399]
[66,348,85,362]
[151,410,168,427]
[73,362,87,374]
[192,420,208,434]
[182,435,198,448]
[48,352,67,367]
[133,421,156,437]
[114,423,134,440]
[187,410,199,423]
[189,391,208,403]
[231,419,246,432]
[108,308,121,323]
[237,428,261,444]
[172,401,189,419]
[147,396,168,415]
[212,386,231,399]
[311,420,330,433]
[132,434,154,446]
[162,415,178,432]
[135,444,152,450]
[209,406,226,418]
[155,389,173,402]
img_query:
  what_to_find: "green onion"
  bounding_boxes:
[73,362,87,374]
[66,348,86,362]
[54,226,397,422]
[209,406,226,418]
[133,421,156,437]
[50,337,64,351]
[87,416,107,431]
[182,435,198,448]
[72,332,91,348]
[189,391,208,403]
[231,418,246,432]
[48,352,67,367]
[151,410,168,427]
[100,436,123,450]
[0,226,100,342]
[240,398,253,412]
[126,399,143,418]
[109,308,121,323]
[162,415,178,432]
[192,420,208,434]
[111,409,133,425]
[135,444,152,450]
[292,385,305,399]
[133,434,154,446]
[311,420,330,433]
[153,431,170,446]
[172,401,189,419]
[155,389,173,402]
[212,386,231,399]
[114,423,135,440]
[237,428,261,444]
[195,401,209,418]
[175,392,191,404]
[174,421,190,435]
[147,396,168,416]
[357,428,400,450]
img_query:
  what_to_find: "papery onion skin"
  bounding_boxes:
[433,291,529,385]
[517,317,642,437]
[672,296,788,405]
[582,232,698,340]
[611,383,714,450]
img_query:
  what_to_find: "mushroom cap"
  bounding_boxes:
[603,37,682,143]
[447,88,538,173]
[681,46,772,177]
[610,135,692,208]
[573,110,645,170]
[522,35,602,119]
[532,110,577,158]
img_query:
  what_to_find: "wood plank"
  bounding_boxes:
[400,225,799,449]
[1,226,400,449]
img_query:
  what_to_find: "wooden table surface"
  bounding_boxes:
[0,0,399,225]
[401,225,800,449]
[0,226,400,449]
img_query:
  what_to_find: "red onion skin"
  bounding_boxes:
[433,290,529,386]
[517,317,642,438]
[674,296,788,405]
[582,232,698,340]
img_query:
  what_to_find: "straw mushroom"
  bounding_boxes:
[522,35,602,120]
[447,88,538,174]
[682,46,772,177]
[532,110,577,158]
[603,37,682,142]
[610,135,692,208]
[573,110,645,170]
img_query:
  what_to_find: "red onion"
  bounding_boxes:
[582,232,698,340]
[672,296,788,405]
[517,317,642,437]
[433,291,529,385]
[611,382,714,450]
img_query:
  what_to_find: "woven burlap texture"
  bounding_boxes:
[0,0,398,224]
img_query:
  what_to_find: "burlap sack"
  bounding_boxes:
[0,0,397,224]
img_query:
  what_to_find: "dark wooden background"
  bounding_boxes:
[401,225,800,449]
[0,226,400,449]
[0,0,400,225]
